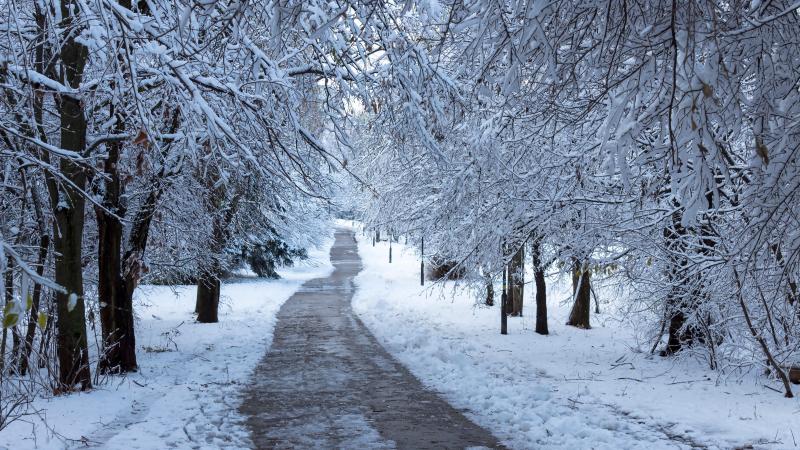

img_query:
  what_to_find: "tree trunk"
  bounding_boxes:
[661,206,705,356]
[19,235,49,375]
[566,260,591,329]
[665,305,687,355]
[106,107,182,364]
[195,214,227,324]
[110,183,169,369]
[10,328,21,375]
[195,269,221,323]
[95,0,145,375]
[96,100,180,371]
[52,189,91,390]
[663,207,687,354]
[96,206,122,372]
[19,173,49,375]
[1,255,12,372]
[51,1,92,390]
[485,273,494,306]
[96,210,138,373]
[0,326,6,373]
[531,237,548,335]
[5,255,21,374]
[37,292,53,369]
[96,126,138,373]
[508,245,524,316]
[52,203,91,390]
[194,179,239,323]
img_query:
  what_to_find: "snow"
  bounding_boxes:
[0,233,334,449]
[257,411,395,449]
[5,224,798,449]
[350,226,800,450]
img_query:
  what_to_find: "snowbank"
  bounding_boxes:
[1,234,334,449]
[351,229,800,449]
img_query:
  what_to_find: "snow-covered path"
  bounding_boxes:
[240,229,501,449]
[0,235,336,450]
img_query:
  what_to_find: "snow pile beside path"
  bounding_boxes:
[350,229,800,450]
[1,233,334,450]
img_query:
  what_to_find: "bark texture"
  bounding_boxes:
[484,274,494,306]
[19,234,48,375]
[531,237,548,335]
[95,116,138,373]
[195,174,239,324]
[508,245,524,316]
[566,260,591,329]
[51,3,92,389]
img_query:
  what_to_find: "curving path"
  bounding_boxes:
[240,229,502,449]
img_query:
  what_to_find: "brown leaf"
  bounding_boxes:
[132,129,151,149]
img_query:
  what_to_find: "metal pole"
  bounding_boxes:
[501,255,508,335]
[420,236,425,285]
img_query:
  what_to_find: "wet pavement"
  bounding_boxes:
[240,229,502,449]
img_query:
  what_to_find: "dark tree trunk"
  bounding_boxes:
[1,256,12,372]
[5,268,19,374]
[52,200,92,390]
[19,172,49,375]
[96,104,180,371]
[508,245,524,316]
[96,123,138,373]
[10,327,21,375]
[117,106,182,344]
[661,205,709,356]
[531,237,548,335]
[196,269,221,323]
[51,0,92,390]
[662,207,688,355]
[3,169,28,374]
[37,292,53,369]
[96,207,125,372]
[96,2,139,373]
[194,177,239,324]
[485,273,494,306]
[19,234,48,375]
[195,210,229,323]
[52,181,92,390]
[96,208,138,373]
[23,10,52,375]
[110,180,169,367]
[566,260,591,329]
[665,307,687,355]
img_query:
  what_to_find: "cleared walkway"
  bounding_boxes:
[240,229,502,449]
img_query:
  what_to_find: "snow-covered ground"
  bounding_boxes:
[5,224,798,450]
[1,234,334,450]
[350,226,800,449]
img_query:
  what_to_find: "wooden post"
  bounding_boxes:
[389,238,392,263]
